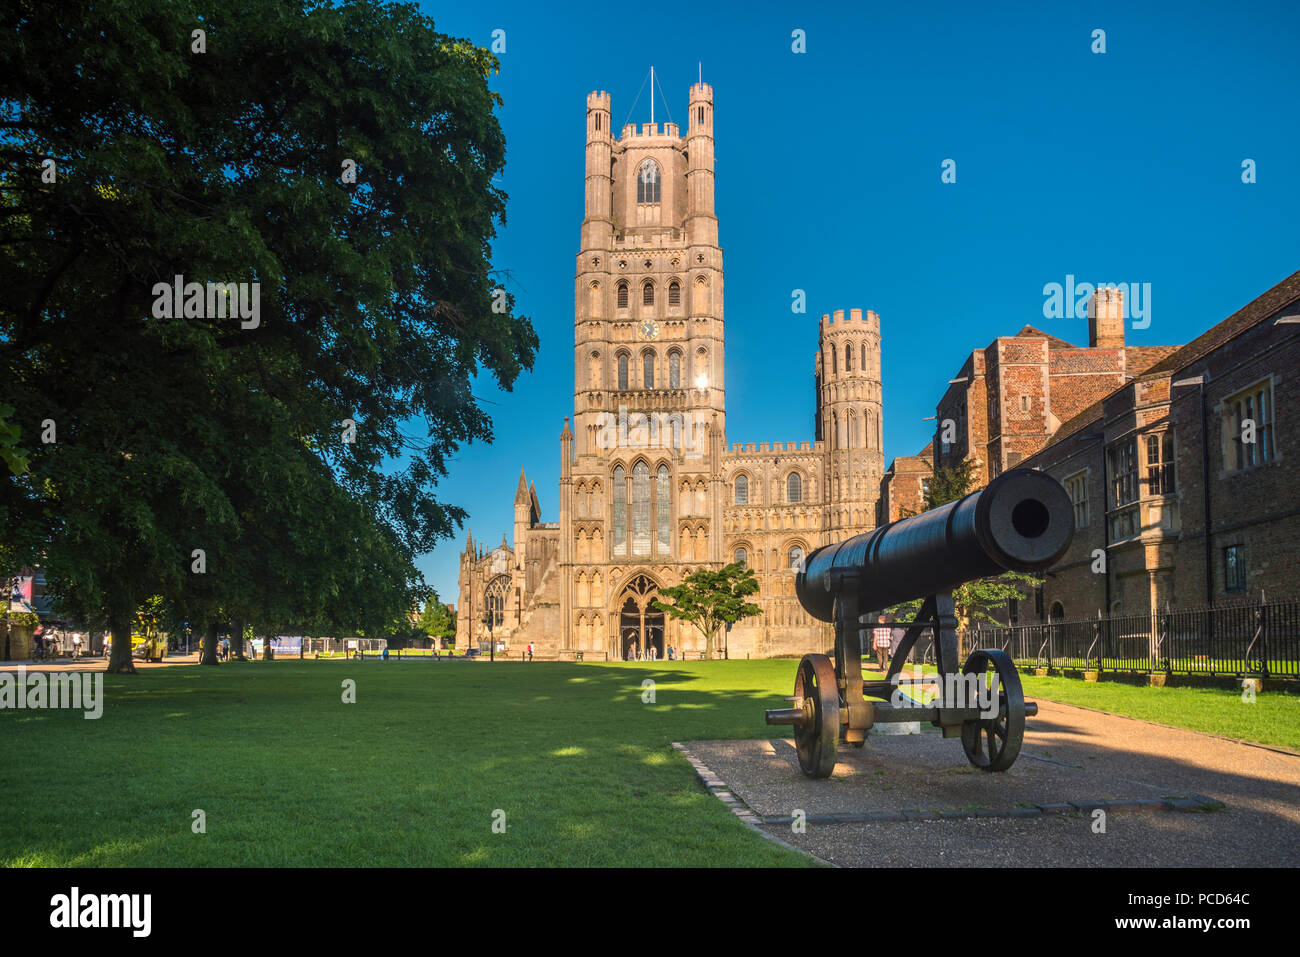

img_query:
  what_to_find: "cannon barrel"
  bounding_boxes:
[796,469,1074,622]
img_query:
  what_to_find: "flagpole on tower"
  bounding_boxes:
[650,65,655,125]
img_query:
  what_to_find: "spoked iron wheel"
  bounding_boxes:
[960,648,1025,772]
[793,654,840,779]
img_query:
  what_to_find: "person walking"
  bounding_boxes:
[72,633,82,660]
[872,615,892,671]
[527,642,534,662]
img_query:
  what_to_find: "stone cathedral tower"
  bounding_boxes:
[456,81,887,660]
[816,309,886,536]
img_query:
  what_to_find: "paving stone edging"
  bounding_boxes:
[671,742,836,866]
[672,741,1225,830]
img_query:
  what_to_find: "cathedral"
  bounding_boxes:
[456,82,886,659]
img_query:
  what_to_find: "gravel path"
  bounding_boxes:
[683,698,1300,867]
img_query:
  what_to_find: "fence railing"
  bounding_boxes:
[961,597,1299,678]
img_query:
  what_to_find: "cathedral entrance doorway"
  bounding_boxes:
[615,574,664,660]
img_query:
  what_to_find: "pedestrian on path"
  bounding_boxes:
[872,615,892,671]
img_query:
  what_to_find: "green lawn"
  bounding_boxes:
[868,662,1300,751]
[1016,674,1300,752]
[4,659,1296,867]
[0,659,815,867]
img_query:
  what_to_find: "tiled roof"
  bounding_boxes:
[1015,325,1076,350]
[1042,398,1106,451]
[1124,345,1182,375]
[1038,269,1300,453]
[1141,269,1300,377]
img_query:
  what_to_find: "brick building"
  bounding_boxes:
[931,289,1179,484]
[1017,270,1300,623]
[879,441,933,522]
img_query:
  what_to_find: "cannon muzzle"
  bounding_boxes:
[796,469,1073,622]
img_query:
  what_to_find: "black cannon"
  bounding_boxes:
[765,469,1074,777]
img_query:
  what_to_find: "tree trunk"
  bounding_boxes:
[230,618,246,660]
[105,616,136,674]
[200,622,220,666]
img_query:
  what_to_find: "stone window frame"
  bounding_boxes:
[1063,468,1090,530]
[785,469,804,504]
[1219,376,1277,473]
[732,471,751,506]
[636,158,661,204]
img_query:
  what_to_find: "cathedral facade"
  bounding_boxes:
[456,83,885,659]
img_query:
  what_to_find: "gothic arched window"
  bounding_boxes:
[637,159,661,204]
[631,462,651,556]
[693,276,708,313]
[861,342,867,371]
[642,351,655,390]
[612,466,627,556]
[694,348,708,389]
[788,546,805,570]
[642,281,654,306]
[485,576,508,627]
[656,465,671,553]
[668,281,680,306]
[787,472,802,503]
[830,343,837,375]
[845,344,854,372]
[617,353,629,391]
[734,547,747,566]
[669,351,681,389]
[617,281,629,309]
[734,474,748,505]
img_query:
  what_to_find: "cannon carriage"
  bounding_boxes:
[765,470,1075,777]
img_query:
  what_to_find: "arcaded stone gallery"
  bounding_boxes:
[456,83,885,659]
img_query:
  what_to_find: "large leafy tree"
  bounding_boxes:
[417,588,456,645]
[0,0,536,671]
[654,563,763,659]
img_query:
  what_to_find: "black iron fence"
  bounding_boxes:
[962,597,1300,678]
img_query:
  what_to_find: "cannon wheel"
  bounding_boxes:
[960,649,1025,772]
[793,654,840,779]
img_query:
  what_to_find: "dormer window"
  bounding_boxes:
[637,159,661,204]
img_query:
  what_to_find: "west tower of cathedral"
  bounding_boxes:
[457,82,885,659]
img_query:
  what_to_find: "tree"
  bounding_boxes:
[0,1,536,671]
[653,563,763,659]
[417,589,456,645]
[889,462,1041,628]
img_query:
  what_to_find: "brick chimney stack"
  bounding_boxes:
[1089,287,1126,349]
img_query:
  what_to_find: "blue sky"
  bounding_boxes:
[414,0,1300,603]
